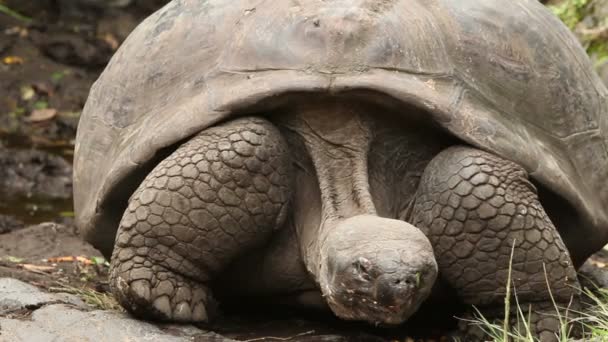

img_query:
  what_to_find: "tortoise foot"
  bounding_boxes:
[111,263,217,322]
[107,116,290,322]
[411,146,582,340]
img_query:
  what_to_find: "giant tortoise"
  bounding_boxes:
[73,0,608,340]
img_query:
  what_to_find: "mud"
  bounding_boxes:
[0,146,73,225]
[0,147,72,199]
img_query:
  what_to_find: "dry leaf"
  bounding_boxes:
[19,264,56,274]
[45,256,94,265]
[5,26,29,38]
[19,27,28,38]
[101,33,119,50]
[4,26,22,35]
[27,108,57,122]
[20,86,35,100]
[2,56,24,65]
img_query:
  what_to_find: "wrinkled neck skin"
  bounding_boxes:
[283,102,377,272]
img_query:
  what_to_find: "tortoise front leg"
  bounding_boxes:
[109,117,292,322]
[409,146,580,341]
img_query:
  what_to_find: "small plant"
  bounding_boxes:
[548,0,592,30]
[577,287,608,339]
[548,0,608,70]
[33,100,48,110]
[51,71,64,83]
[587,38,608,69]
[463,242,541,342]
[462,241,577,341]
[50,283,122,311]
[0,3,31,23]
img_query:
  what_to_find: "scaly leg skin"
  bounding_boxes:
[109,117,292,322]
[410,146,580,342]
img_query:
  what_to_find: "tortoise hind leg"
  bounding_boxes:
[409,146,580,341]
[109,117,292,322]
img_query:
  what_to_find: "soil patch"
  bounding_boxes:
[0,223,106,291]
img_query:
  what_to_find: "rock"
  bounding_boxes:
[0,147,72,200]
[0,215,24,234]
[578,258,608,289]
[0,223,99,261]
[0,278,86,314]
[36,33,115,68]
[0,278,233,342]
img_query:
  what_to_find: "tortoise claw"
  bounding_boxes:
[110,263,215,323]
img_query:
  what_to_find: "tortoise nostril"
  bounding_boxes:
[405,273,423,287]
[394,277,414,286]
[394,276,416,287]
[353,257,373,281]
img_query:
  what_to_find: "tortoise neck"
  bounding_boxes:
[281,101,378,277]
[290,102,377,220]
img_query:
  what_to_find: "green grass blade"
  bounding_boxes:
[0,4,32,23]
[503,239,516,341]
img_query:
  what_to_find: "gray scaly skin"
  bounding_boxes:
[109,101,580,341]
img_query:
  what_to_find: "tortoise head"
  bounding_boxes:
[318,215,438,326]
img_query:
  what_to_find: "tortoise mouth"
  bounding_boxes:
[325,289,418,326]
[320,256,436,326]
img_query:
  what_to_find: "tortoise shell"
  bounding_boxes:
[73,0,608,261]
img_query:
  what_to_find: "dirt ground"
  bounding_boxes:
[1,1,608,341]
